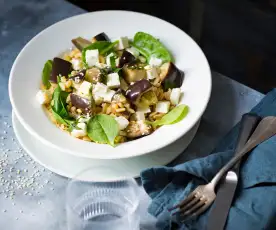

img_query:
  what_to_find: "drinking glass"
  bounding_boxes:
[66,167,140,230]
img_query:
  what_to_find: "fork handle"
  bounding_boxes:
[210,116,276,187]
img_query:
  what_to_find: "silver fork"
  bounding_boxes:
[169,116,276,220]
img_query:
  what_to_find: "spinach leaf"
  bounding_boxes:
[82,41,118,67]
[51,109,76,131]
[42,60,53,89]
[110,55,116,69]
[152,105,189,128]
[132,32,173,63]
[52,87,69,117]
[87,114,119,146]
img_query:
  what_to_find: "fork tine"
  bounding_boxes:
[168,191,196,212]
[181,198,206,216]
[190,203,209,217]
[177,196,200,213]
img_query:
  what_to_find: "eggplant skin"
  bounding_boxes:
[118,50,136,68]
[125,79,152,104]
[71,37,92,51]
[160,62,184,90]
[70,93,91,113]
[50,58,72,83]
[94,32,110,42]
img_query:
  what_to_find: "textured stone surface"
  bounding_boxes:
[0,0,264,229]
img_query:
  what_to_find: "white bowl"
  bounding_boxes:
[9,11,211,159]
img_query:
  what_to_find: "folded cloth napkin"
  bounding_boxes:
[141,89,276,230]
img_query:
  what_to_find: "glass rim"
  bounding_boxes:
[66,166,140,225]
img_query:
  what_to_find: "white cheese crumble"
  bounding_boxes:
[170,88,181,105]
[71,58,82,70]
[78,81,92,96]
[36,90,51,105]
[149,57,163,67]
[106,73,120,89]
[126,47,139,57]
[115,37,129,50]
[115,116,129,130]
[85,49,99,67]
[155,101,170,113]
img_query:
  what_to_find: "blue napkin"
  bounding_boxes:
[141,89,276,230]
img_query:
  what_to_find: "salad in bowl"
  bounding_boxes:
[37,32,188,146]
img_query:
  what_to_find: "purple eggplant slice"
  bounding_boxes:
[72,37,92,51]
[70,93,92,114]
[69,70,86,83]
[122,65,146,83]
[93,32,110,42]
[50,58,72,83]
[159,62,184,90]
[125,79,152,104]
[118,50,136,68]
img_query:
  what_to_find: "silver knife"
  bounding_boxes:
[207,114,261,230]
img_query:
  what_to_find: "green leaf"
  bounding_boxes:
[52,86,70,118]
[152,105,189,128]
[110,55,116,69]
[87,114,119,146]
[51,109,76,131]
[42,60,53,89]
[82,41,119,67]
[132,32,173,63]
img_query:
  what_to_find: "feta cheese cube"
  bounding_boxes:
[146,67,158,80]
[135,112,145,121]
[36,90,51,105]
[85,49,99,67]
[103,90,116,103]
[78,117,89,123]
[95,62,107,69]
[71,129,87,138]
[126,47,139,57]
[155,101,170,113]
[115,37,129,50]
[115,116,129,130]
[71,58,82,70]
[92,82,115,103]
[77,122,87,132]
[93,83,108,95]
[78,81,92,96]
[107,73,120,89]
[170,88,181,105]
[137,106,151,113]
[149,57,163,67]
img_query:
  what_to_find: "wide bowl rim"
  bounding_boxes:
[9,10,212,159]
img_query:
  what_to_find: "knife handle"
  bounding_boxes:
[233,113,261,170]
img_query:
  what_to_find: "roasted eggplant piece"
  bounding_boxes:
[125,79,152,104]
[70,93,92,114]
[122,65,146,83]
[50,58,72,83]
[71,37,92,51]
[85,68,102,83]
[119,77,129,92]
[69,70,86,83]
[92,32,110,42]
[125,121,152,138]
[139,90,158,107]
[118,50,136,68]
[159,62,184,90]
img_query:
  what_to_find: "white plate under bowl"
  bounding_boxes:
[12,112,199,180]
[9,10,211,159]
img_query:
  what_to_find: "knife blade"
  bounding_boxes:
[207,114,261,230]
